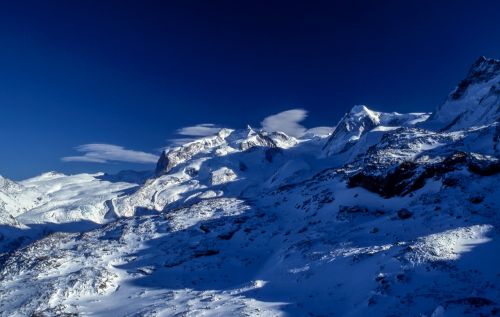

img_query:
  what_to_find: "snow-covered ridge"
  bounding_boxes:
[155,126,297,175]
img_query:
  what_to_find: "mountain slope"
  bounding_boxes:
[1,152,499,316]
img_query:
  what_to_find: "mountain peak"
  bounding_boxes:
[451,56,500,100]
[423,56,500,131]
[216,128,234,139]
[470,55,500,71]
[349,104,370,114]
[322,105,381,156]
[349,105,381,123]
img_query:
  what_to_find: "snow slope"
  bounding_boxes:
[1,161,499,316]
[0,57,500,317]
[0,172,141,253]
[0,175,46,219]
[18,172,139,224]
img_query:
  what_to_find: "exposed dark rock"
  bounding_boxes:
[164,260,184,268]
[348,151,500,198]
[297,227,307,233]
[338,206,368,214]
[265,147,282,163]
[467,156,500,176]
[239,161,248,171]
[347,161,424,198]
[199,224,210,233]
[155,150,173,175]
[446,296,495,308]
[469,196,484,204]
[337,205,370,220]
[397,209,413,220]
[184,167,198,177]
[218,230,237,240]
[193,249,220,257]
[442,176,460,187]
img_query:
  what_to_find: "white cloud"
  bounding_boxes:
[167,138,198,146]
[304,126,335,137]
[62,144,158,164]
[176,123,221,137]
[261,109,308,137]
[167,123,222,146]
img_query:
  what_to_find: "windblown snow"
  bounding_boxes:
[1,57,500,317]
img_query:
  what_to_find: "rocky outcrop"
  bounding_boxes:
[210,167,237,186]
[348,151,500,197]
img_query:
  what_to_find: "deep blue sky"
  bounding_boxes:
[1,0,500,179]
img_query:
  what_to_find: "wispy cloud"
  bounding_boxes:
[165,109,332,149]
[167,138,198,146]
[168,123,222,146]
[261,109,334,138]
[261,109,308,137]
[176,123,221,137]
[304,126,334,136]
[62,144,158,164]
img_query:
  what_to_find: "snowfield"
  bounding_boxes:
[0,57,499,316]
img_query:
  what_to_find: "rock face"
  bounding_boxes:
[210,167,237,185]
[451,56,500,100]
[1,57,500,317]
[347,152,500,197]
[425,56,500,131]
[155,128,232,175]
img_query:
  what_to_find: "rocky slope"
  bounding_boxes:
[0,57,499,317]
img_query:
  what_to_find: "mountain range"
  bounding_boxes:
[0,57,499,317]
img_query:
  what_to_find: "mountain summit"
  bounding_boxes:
[323,105,429,156]
[425,56,500,131]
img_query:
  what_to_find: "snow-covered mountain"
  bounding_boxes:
[424,56,500,131]
[155,126,297,176]
[1,57,500,317]
[323,105,430,157]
